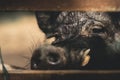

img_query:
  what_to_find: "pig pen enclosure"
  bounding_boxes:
[1,0,120,80]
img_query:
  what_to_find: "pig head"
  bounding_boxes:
[32,11,120,70]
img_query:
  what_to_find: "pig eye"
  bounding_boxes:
[92,26,104,33]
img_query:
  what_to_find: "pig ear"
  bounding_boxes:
[35,11,60,35]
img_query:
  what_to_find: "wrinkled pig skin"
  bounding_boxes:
[34,11,120,69]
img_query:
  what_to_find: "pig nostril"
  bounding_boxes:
[47,52,61,65]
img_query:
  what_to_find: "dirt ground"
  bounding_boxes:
[0,11,46,70]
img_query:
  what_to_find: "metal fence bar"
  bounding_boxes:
[0,0,120,11]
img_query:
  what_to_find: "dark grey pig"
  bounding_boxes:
[34,11,120,70]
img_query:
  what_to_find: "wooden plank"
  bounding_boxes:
[0,70,120,80]
[0,0,120,11]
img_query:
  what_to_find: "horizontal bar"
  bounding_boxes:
[0,70,120,80]
[0,0,120,11]
[6,70,120,74]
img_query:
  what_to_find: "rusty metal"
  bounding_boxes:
[0,70,120,80]
[0,0,120,11]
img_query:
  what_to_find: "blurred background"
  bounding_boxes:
[0,11,46,69]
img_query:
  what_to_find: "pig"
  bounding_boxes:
[34,11,120,70]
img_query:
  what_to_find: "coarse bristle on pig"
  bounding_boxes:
[35,11,120,70]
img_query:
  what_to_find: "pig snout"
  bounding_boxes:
[31,44,67,70]
[46,51,62,65]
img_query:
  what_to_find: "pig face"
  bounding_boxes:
[48,12,120,69]
[34,11,120,69]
